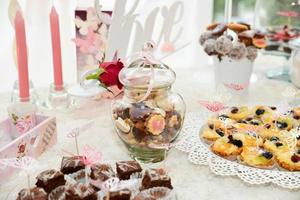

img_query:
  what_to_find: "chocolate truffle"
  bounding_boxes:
[90,164,115,182]
[141,168,173,190]
[228,42,247,60]
[61,156,85,175]
[203,39,217,56]
[130,103,152,122]
[65,182,97,200]
[17,187,47,200]
[214,35,233,55]
[199,31,213,46]
[246,46,258,61]
[36,169,66,193]
[116,161,142,180]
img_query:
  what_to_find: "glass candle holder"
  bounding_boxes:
[43,83,71,110]
[11,80,38,105]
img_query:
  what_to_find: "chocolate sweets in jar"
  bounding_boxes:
[111,42,186,163]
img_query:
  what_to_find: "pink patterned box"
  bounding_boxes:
[0,115,56,183]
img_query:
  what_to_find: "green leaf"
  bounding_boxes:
[85,68,105,80]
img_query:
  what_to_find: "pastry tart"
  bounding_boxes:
[273,116,294,131]
[227,106,251,121]
[233,132,263,147]
[263,136,289,154]
[211,135,243,158]
[240,146,274,168]
[252,106,274,121]
[275,149,300,171]
[201,126,225,142]
[258,126,280,139]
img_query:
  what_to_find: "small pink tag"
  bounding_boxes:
[199,100,226,112]
[224,83,248,91]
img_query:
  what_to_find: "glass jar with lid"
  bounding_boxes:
[111,42,186,163]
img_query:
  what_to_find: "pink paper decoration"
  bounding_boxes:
[224,82,248,91]
[50,7,64,90]
[0,156,37,171]
[199,100,226,112]
[74,7,100,35]
[15,119,34,134]
[81,145,101,166]
[73,27,102,54]
[14,11,29,100]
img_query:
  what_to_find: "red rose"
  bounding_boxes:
[98,59,124,89]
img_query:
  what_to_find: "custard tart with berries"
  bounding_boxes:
[240,146,274,168]
[275,149,300,171]
[211,135,243,158]
[263,136,289,154]
[227,106,251,121]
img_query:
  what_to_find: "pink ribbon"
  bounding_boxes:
[123,41,160,103]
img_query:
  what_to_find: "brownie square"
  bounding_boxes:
[61,156,85,174]
[141,168,173,190]
[65,182,97,200]
[17,187,47,200]
[116,161,142,180]
[36,169,66,193]
[90,163,115,181]
[106,189,131,200]
[48,185,66,200]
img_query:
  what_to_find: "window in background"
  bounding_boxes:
[213,0,300,27]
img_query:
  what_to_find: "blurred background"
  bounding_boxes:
[0,0,299,93]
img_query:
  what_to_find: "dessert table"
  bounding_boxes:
[0,54,299,200]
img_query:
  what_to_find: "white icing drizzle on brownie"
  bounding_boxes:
[37,169,62,183]
[18,188,46,199]
[66,182,95,197]
[48,186,66,200]
[117,161,141,172]
[92,164,115,179]
[62,156,84,168]
[147,169,170,181]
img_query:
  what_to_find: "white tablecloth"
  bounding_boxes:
[0,54,299,200]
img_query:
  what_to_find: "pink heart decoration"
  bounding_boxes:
[81,145,101,166]
[199,100,226,112]
[224,83,248,91]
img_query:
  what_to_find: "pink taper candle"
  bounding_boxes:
[50,6,63,91]
[14,11,29,101]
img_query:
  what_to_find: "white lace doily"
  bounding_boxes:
[175,111,300,190]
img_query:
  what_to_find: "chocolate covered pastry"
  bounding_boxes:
[36,169,66,193]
